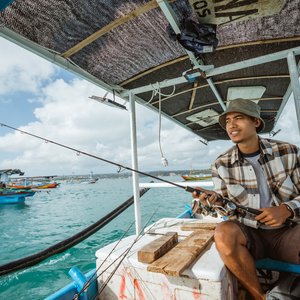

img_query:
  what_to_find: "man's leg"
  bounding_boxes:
[270,224,300,263]
[214,222,265,300]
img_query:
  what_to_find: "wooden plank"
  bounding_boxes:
[63,0,175,58]
[188,82,199,110]
[147,231,214,276]
[137,232,178,263]
[180,223,216,231]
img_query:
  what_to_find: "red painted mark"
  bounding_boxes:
[193,289,203,300]
[134,279,145,300]
[161,281,173,299]
[119,275,128,299]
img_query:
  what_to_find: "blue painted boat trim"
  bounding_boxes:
[176,204,192,219]
[45,268,98,300]
[0,0,15,11]
[255,258,300,274]
[0,191,35,204]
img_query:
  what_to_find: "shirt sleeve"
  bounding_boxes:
[211,160,228,199]
[287,147,300,220]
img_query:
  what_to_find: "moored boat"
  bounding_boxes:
[31,182,60,189]
[6,185,32,190]
[8,182,60,190]
[181,174,212,181]
[0,190,35,204]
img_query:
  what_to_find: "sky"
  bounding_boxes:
[0,37,299,177]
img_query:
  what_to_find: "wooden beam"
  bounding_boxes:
[151,75,289,107]
[137,232,178,263]
[180,223,216,231]
[188,82,199,110]
[147,230,214,276]
[178,97,283,120]
[62,0,174,58]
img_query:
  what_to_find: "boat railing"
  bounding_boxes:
[139,180,213,189]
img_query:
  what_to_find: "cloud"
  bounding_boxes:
[0,38,56,96]
[0,38,299,177]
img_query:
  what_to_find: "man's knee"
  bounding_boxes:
[214,221,246,253]
[214,221,240,240]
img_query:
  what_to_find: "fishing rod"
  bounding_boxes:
[0,122,296,226]
[0,122,197,193]
[74,220,136,299]
[92,209,159,300]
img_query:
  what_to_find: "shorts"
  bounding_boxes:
[233,221,300,264]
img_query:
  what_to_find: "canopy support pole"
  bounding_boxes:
[129,92,141,235]
[156,0,226,111]
[287,51,300,133]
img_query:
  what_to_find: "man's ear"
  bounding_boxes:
[254,118,261,128]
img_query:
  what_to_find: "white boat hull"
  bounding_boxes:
[96,218,238,300]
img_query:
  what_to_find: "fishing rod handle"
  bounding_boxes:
[185,186,215,196]
[186,186,296,227]
[225,200,296,227]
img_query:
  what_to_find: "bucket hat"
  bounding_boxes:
[218,98,265,132]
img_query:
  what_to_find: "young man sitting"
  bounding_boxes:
[194,98,300,300]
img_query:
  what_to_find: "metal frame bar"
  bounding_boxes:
[287,51,300,132]
[156,0,226,111]
[274,59,300,127]
[129,92,141,235]
[123,46,300,96]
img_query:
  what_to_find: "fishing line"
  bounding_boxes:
[0,122,196,194]
[75,210,159,300]
[93,209,159,300]
[74,220,136,299]
[2,122,291,227]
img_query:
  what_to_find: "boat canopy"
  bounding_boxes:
[0,0,299,141]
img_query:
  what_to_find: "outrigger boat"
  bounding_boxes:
[0,169,35,204]
[0,189,35,204]
[7,175,60,190]
[181,173,212,181]
[8,182,60,190]
[0,0,300,299]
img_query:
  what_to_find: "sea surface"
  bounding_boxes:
[0,176,199,299]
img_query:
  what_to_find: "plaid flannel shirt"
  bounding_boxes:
[211,138,300,225]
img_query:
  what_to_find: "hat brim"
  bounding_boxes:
[219,108,265,133]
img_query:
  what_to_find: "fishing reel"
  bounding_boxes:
[191,198,218,218]
[191,198,239,219]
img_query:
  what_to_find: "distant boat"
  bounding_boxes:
[8,182,60,190]
[181,174,212,181]
[31,182,60,189]
[79,178,99,184]
[181,167,212,181]
[0,190,35,204]
[79,171,99,184]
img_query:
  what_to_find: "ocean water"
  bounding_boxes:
[0,176,194,299]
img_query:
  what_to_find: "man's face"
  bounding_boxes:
[225,112,260,143]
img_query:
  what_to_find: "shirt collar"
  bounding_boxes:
[231,145,241,164]
[259,138,273,157]
[230,137,273,164]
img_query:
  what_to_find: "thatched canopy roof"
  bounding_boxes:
[1,0,299,140]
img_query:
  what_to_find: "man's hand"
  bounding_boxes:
[255,205,293,226]
[192,189,223,207]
